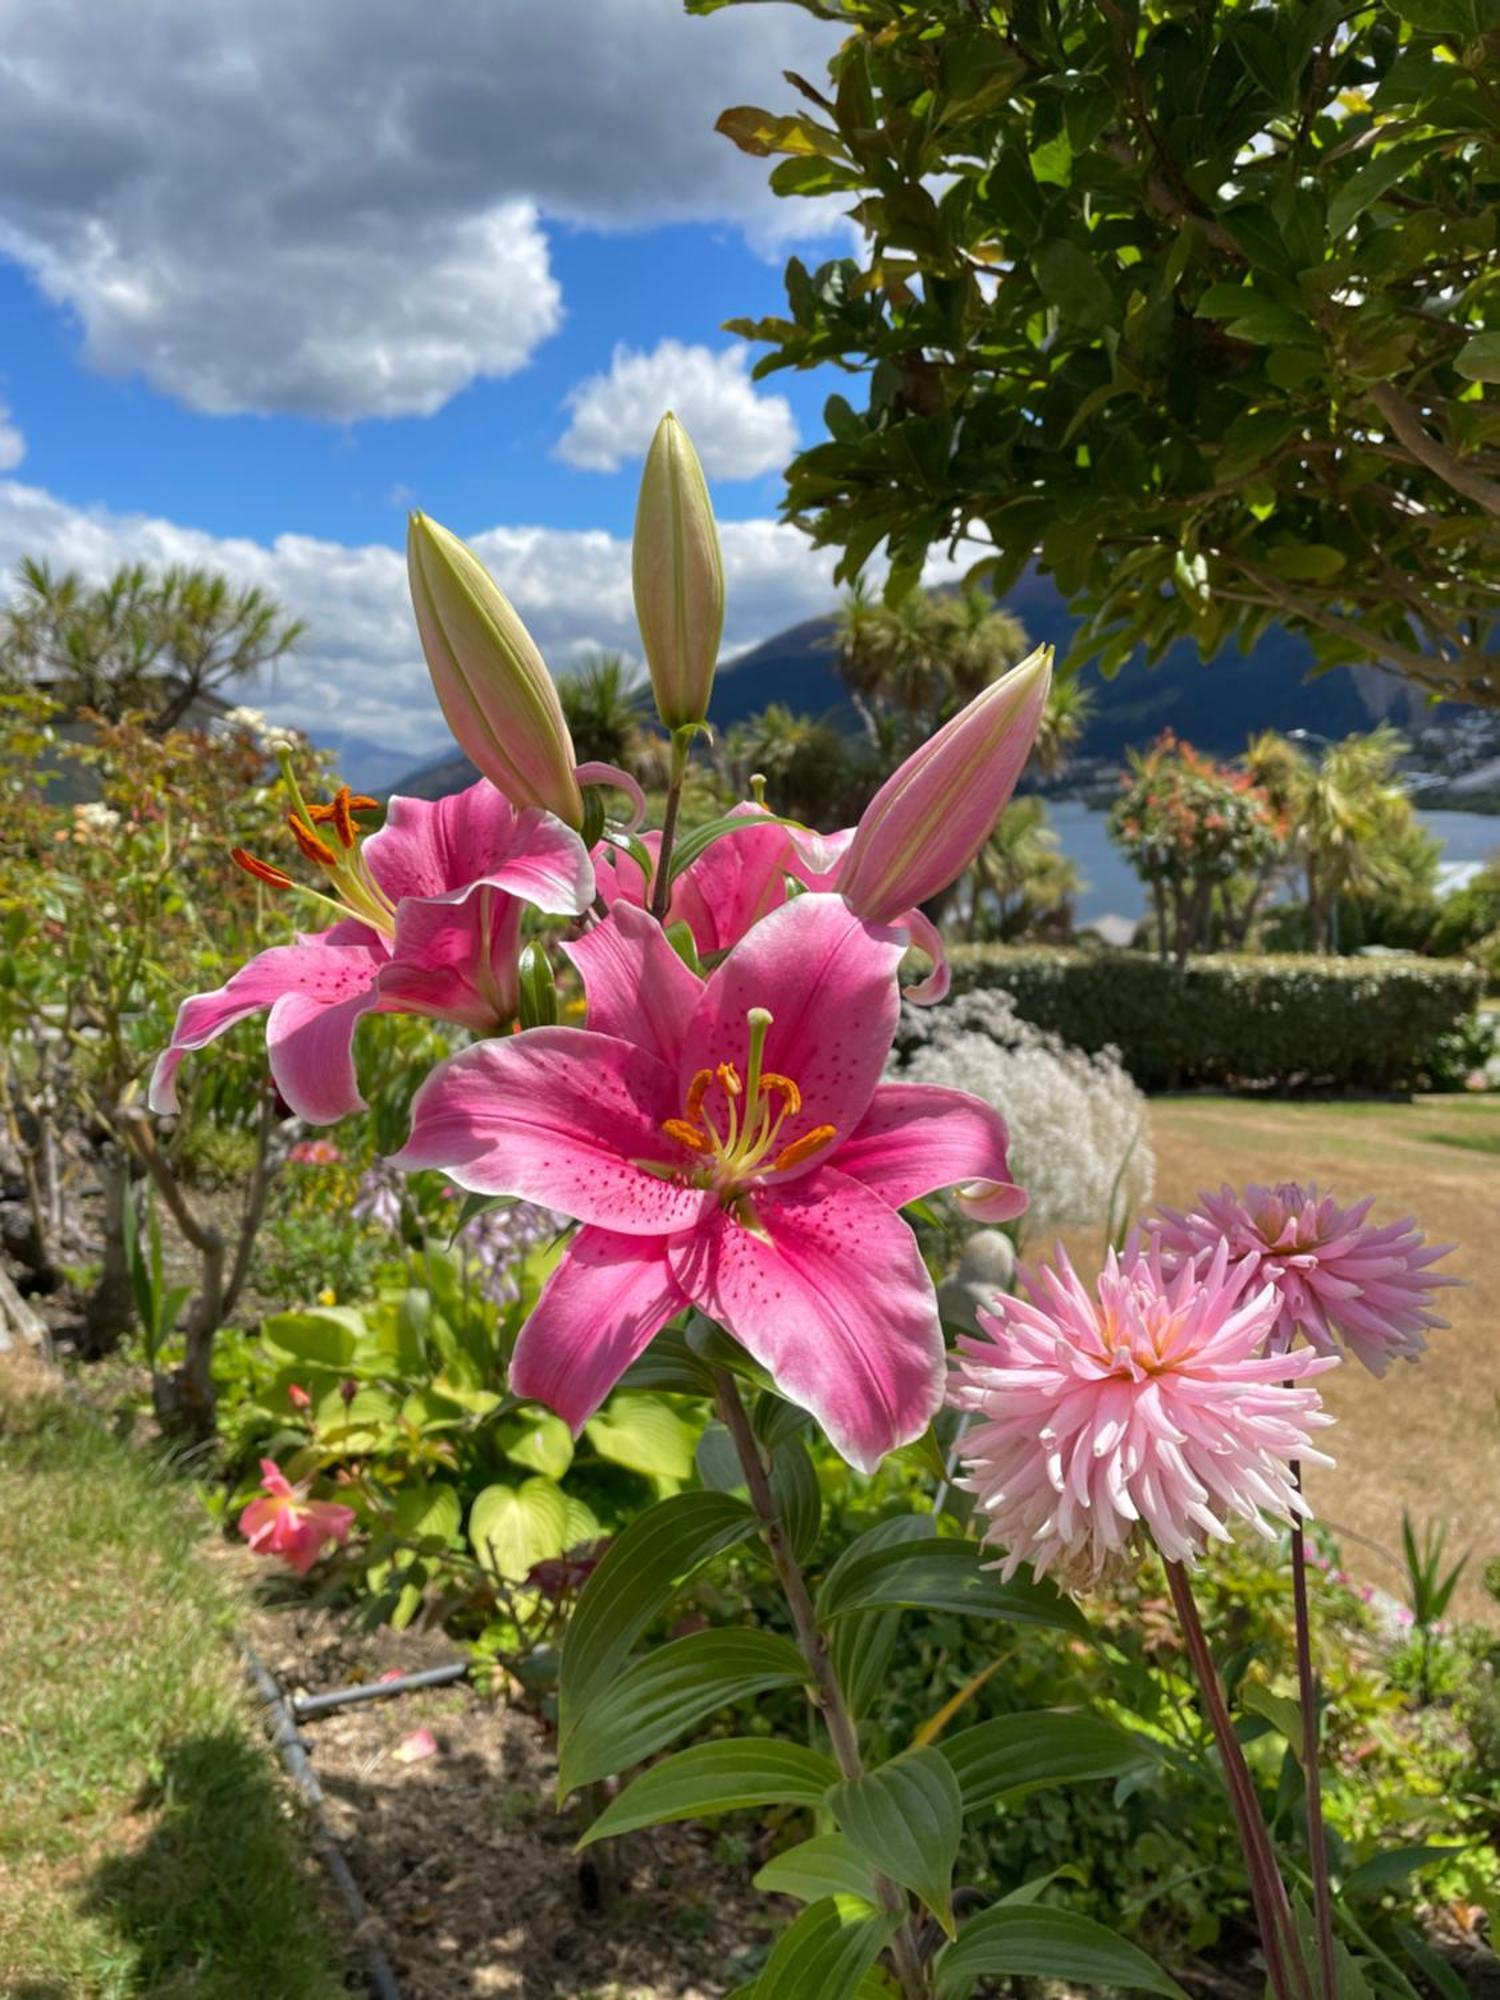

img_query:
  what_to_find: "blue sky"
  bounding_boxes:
[0,0,875,762]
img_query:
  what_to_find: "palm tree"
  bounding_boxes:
[723,704,857,828]
[968,796,1081,941]
[833,583,1030,758]
[556,651,653,768]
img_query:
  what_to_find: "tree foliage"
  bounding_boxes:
[694,0,1500,702]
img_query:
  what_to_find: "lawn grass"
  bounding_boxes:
[0,1354,350,1999]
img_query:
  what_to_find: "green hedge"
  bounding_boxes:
[945,946,1485,1092]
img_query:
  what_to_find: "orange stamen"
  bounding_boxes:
[287,812,338,867]
[232,847,295,891]
[761,1072,802,1116]
[716,1061,743,1097]
[772,1125,837,1173]
[331,785,358,849]
[662,1118,712,1154]
[684,1068,715,1122]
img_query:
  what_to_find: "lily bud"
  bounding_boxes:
[407,512,584,828]
[838,643,1054,922]
[632,412,724,730]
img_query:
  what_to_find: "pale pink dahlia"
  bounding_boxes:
[1151,1183,1458,1375]
[950,1241,1336,1587]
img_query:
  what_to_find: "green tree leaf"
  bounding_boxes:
[1454,332,1500,384]
[830,1748,963,1935]
[934,1906,1187,1998]
[939,1712,1155,1812]
[578,1739,838,1847]
[558,1627,808,1795]
[1034,240,1115,330]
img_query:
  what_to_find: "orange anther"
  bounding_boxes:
[331,785,358,849]
[771,1124,837,1173]
[716,1060,743,1097]
[662,1118,712,1154]
[684,1068,715,1122]
[287,812,338,867]
[761,1072,802,1116]
[232,847,295,890]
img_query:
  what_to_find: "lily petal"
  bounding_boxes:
[894,907,950,1005]
[668,806,793,957]
[365,782,592,914]
[391,1027,709,1236]
[378,887,524,1032]
[669,1167,945,1474]
[833,1082,1026,1221]
[563,902,702,1066]
[510,1226,688,1430]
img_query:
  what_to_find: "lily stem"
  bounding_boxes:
[1291,1486,1338,2000]
[1165,1560,1312,2000]
[712,1368,930,2000]
[650,727,692,921]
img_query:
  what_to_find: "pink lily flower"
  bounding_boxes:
[150,779,593,1124]
[393,894,1026,1472]
[595,803,795,960]
[240,1458,356,1575]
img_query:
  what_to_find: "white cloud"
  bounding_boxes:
[0,476,856,754]
[0,406,23,472]
[558,341,797,478]
[0,0,844,421]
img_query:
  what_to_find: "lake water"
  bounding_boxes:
[1051,798,1500,931]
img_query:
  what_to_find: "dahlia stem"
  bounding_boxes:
[712,1369,930,2000]
[1290,1487,1338,2000]
[650,727,692,920]
[1165,1561,1311,2000]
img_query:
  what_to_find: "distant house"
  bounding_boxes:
[30,678,242,805]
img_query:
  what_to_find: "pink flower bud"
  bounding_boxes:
[837,644,1052,922]
[407,512,584,828]
[287,1383,312,1412]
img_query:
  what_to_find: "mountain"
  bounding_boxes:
[316,727,441,793]
[387,572,1444,798]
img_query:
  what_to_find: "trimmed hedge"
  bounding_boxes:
[945,946,1485,1092]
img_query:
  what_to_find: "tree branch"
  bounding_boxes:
[1367,383,1500,520]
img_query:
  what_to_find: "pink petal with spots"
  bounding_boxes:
[563,902,702,1066]
[683,894,906,1171]
[364,781,592,914]
[379,887,524,1032]
[832,1082,1026,1220]
[669,1167,946,1474]
[668,805,793,956]
[149,931,387,1120]
[390,1027,709,1236]
[509,1226,689,1430]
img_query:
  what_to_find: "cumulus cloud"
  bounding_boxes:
[0,476,857,752]
[0,406,23,472]
[0,0,843,420]
[558,341,797,478]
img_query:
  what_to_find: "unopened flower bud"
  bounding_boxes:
[838,644,1053,922]
[632,412,724,730]
[407,513,584,828]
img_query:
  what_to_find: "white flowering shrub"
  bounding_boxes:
[893,989,1155,1244]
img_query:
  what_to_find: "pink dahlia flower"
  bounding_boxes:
[1151,1183,1458,1375]
[393,893,1026,1472]
[150,779,593,1124]
[239,1458,356,1576]
[950,1240,1336,1587]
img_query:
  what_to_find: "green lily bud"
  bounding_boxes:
[407,512,584,828]
[517,941,559,1030]
[632,412,724,731]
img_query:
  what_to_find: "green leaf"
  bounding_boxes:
[468,1478,568,1580]
[666,809,797,886]
[749,1896,896,2000]
[584,1392,697,1482]
[816,1529,1088,1638]
[558,1627,808,1795]
[1196,284,1315,347]
[498,1409,575,1479]
[1342,1844,1465,1899]
[830,1748,963,1935]
[389,1481,462,1549]
[517,940,558,1030]
[1328,139,1432,239]
[1455,332,1500,384]
[939,1712,1155,1813]
[1264,543,1346,582]
[260,1306,367,1371]
[559,1491,758,1735]
[1239,1682,1305,1758]
[578,1739,838,1847]
[1034,240,1115,331]
[770,1435,822,1565]
[935,1907,1187,1999]
[755,1835,880,1906]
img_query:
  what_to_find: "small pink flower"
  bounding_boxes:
[1151,1183,1458,1374]
[239,1458,356,1576]
[289,1139,344,1165]
[950,1240,1336,1588]
[287,1383,312,1412]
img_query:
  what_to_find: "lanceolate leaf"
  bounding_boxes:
[749,1896,897,2000]
[934,1906,1187,1999]
[816,1529,1088,1638]
[829,1749,963,1936]
[558,1627,808,1795]
[755,1834,881,1906]
[559,1491,758,1738]
[939,1712,1155,1813]
[577,1739,838,1847]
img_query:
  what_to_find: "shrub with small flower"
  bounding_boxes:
[144,416,1477,1998]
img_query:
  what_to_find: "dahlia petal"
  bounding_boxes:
[563,902,702,1066]
[833,1082,1026,1220]
[391,1027,709,1236]
[509,1227,688,1431]
[668,1167,944,1474]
